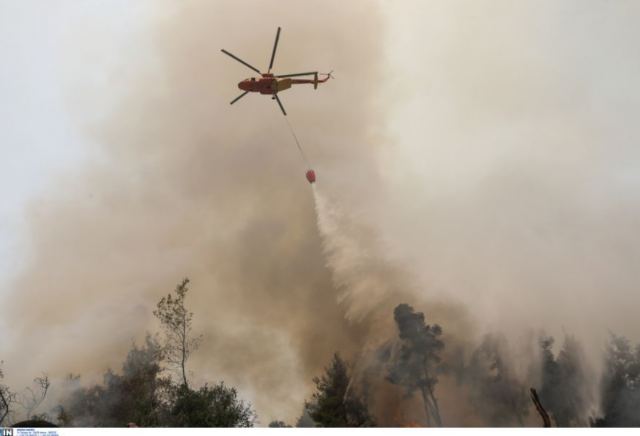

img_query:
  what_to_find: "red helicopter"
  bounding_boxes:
[221,27,332,116]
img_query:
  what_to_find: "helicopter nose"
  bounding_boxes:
[238,80,249,91]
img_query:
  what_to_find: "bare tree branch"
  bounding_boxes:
[0,387,11,424]
[15,374,50,419]
[0,362,15,425]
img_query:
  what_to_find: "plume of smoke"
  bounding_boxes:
[379,0,640,367]
[595,335,640,427]
[3,0,640,427]
[312,186,486,427]
[60,336,166,427]
[462,334,529,426]
[536,335,596,426]
[1,0,388,423]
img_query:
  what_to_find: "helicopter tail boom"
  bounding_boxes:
[288,72,332,89]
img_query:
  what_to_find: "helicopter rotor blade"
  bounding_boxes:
[268,27,281,73]
[273,94,287,116]
[230,91,250,105]
[221,49,262,74]
[275,72,317,78]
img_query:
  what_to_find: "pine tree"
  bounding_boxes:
[387,304,444,426]
[538,336,592,426]
[594,335,640,426]
[465,335,528,426]
[306,353,374,427]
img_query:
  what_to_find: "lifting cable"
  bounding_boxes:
[284,115,310,168]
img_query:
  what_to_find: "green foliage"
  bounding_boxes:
[387,304,443,426]
[593,335,640,427]
[60,335,255,427]
[306,353,374,427]
[388,304,444,390]
[62,335,169,426]
[268,420,290,427]
[168,383,255,427]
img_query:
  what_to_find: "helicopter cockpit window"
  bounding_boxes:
[251,77,256,81]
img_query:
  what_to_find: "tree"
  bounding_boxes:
[0,364,53,426]
[295,407,316,427]
[0,362,14,425]
[594,335,640,427]
[58,335,256,428]
[168,382,255,427]
[538,336,592,426]
[62,336,169,426]
[306,353,374,427]
[465,335,528,426]
[16,375,50,421]
[53,278,257,427]
[56,405,73,427]
[268,420,290,427]
[110,336,171,426]
[153,278,202,388]
[386,304,444,426]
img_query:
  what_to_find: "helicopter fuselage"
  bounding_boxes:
[238,74,291,95]
[238,73,330,95]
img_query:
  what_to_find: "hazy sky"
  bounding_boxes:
[0,1,153,287]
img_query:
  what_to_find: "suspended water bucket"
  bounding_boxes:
[305,169,316,184]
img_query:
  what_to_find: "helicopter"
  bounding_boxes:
[221,27,332,116]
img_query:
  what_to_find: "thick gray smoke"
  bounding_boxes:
[537,335,595,426]
[1,0,389,423]
[2,0,640,427]
[378,0,640,355]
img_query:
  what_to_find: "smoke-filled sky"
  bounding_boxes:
[1,0,640,425]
